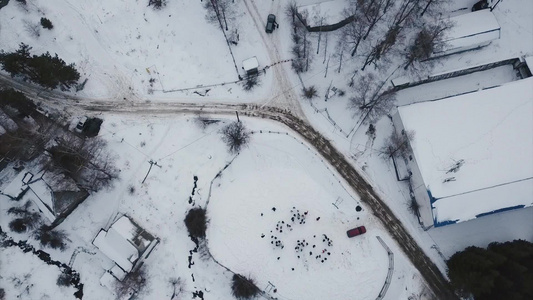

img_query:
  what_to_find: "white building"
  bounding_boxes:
[393,77,533,228]
[93,215,158,275]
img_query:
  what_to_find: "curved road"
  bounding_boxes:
[1,74,457,300]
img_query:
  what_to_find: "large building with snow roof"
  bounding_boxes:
[393,77,533,228]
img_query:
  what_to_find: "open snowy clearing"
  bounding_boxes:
[207,129,389,300]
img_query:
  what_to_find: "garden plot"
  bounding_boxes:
[207,131,390,300]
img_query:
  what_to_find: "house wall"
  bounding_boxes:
[392,112,434,228]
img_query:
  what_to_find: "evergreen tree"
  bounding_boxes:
[40,17,53,29]
[447,240,533,300]
[0,43,80,89]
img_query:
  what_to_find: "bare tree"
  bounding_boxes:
[361,25,402,70]
[48,135,118,192]
[23,20,40,38]
[115,266,147,299]
[204,0,236,31]
[391,0,423,27]
[285,1,299,28]
[349,73,396,124]
[360,0,394,40]
[404,23,448,71]
[381,129,415,158]
[8,201,42,233]
[169,277,185,300]
[340,5,368,57]
[148,0,167,10]
[221,121,250,154]
[33,225,70,251]
[290,21,313,73]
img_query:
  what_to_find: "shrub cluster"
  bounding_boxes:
[40,17,53,29]
[184,208,208,239]
[231,274,260,299]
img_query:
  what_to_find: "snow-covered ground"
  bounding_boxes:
[1,0,533,299]
[0,0,275,101]
[0,115,428,299]
[0,246,77,300]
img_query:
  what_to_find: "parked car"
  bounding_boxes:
[265,14,276,33]
[76,116,88,132]
[347,226,366,238]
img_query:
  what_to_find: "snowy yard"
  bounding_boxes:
[1,115,429,299]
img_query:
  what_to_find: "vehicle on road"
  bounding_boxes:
[76,116,88,132]
[265,14,277,33]
[347,226,366,238]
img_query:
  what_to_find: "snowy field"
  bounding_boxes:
[1,115,428,299]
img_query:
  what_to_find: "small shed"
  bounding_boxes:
[93,215,159,274]
[242,57,259,75]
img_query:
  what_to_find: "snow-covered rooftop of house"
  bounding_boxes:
[93,216,141,272]
[242,57,259,72]
[398,77,533,225]
[297,0,348,27]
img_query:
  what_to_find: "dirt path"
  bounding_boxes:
[0,74,458,299]
[242,0,306,122]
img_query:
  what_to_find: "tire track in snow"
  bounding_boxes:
[243,0,306,121]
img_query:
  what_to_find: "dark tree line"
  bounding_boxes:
[0,43,80,90]
[447,240,533,300]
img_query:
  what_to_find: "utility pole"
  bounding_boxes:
[235,111,240,122]
[142,160,162,184]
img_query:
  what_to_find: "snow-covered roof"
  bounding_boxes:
[93,217,141,272]
[297,0,348,27]
[398,77,533,225]
[1,171,29,198]
[446,10,500,41]
[439,10,500,54]
[28,179,56,223]
[242,57,259,72]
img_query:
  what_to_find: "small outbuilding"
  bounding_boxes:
[242,57,259,75]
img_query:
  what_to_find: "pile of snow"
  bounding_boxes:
[398,77,533,225]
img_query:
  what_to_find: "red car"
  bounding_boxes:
[347,226,366,238]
